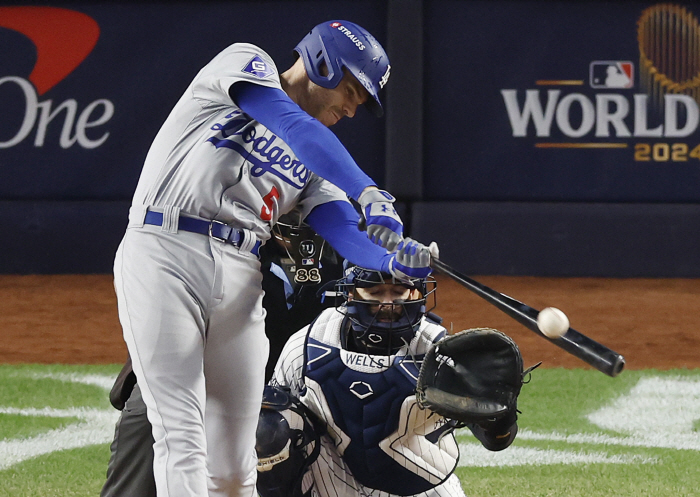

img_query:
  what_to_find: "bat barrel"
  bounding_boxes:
[431,258,625,377]
[555,330,626,377]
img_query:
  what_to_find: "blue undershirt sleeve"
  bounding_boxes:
[305,201,393,272]
[230,81,375,201]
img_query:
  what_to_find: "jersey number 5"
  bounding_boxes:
[260,186,280,221]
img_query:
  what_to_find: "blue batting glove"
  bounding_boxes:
[388,238,432,281]
[358,188,403,252]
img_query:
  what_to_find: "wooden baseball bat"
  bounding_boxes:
[431,258,625,377]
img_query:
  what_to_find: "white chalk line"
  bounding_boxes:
[0,373,698,470]
[457,441,657,467]
[456,376,700,467]
[516,428,700,451]
[0,372,119,470]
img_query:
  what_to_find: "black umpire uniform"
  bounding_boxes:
[101,219,343,497]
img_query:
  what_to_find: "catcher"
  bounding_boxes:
[257,263,535,497]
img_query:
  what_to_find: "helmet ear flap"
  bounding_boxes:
[296,33,344,89]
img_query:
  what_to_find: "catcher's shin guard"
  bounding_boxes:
[256,386,323,497]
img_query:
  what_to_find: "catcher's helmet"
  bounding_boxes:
[338,264,436,355]
[256,386,322,497]
[294,20,390,117]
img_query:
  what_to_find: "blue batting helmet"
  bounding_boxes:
[294,20,391,117]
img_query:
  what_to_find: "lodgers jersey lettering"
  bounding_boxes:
[131,43,346,242]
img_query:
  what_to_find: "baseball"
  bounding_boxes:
[536,307,569,338]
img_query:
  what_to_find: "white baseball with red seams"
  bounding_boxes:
[537,307,570,338]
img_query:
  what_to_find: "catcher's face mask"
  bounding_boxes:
[338,266,436,355]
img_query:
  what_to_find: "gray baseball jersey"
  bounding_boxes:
[114,43,350,497]
[129,42,348,240]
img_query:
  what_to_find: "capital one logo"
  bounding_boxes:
[0,7,113,149]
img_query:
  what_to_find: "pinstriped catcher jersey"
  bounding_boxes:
[272,308,460,495]
[130,43,348,241]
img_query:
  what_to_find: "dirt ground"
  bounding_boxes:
[0,274,698,371]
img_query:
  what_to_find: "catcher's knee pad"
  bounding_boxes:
[256,385,323,497]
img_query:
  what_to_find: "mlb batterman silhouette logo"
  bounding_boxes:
[590,62,634,89]
[0,7,113,149]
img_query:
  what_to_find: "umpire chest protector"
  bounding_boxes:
[302,309,452,495]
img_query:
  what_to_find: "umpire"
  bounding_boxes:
[101,214,343,497]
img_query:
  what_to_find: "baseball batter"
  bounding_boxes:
[113,20,432,497]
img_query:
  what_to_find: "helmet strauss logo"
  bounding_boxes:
[0,7,113,149]
[501,3,700,163]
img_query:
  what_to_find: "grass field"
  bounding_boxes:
[0,364,698,496]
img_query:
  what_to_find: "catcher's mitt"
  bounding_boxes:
[416,328,528,425]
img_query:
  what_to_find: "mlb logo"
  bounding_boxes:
[302,258,315,266]
[242,55,274,79]
[590,61,634,89]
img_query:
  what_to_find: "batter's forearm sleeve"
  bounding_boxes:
[306,201,393,272]
[230,82,375,200]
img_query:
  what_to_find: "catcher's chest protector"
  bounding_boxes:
[303,319,440,495]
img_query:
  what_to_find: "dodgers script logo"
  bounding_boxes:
[207,112,310,190]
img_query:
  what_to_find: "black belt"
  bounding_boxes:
[144,211,260,257]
